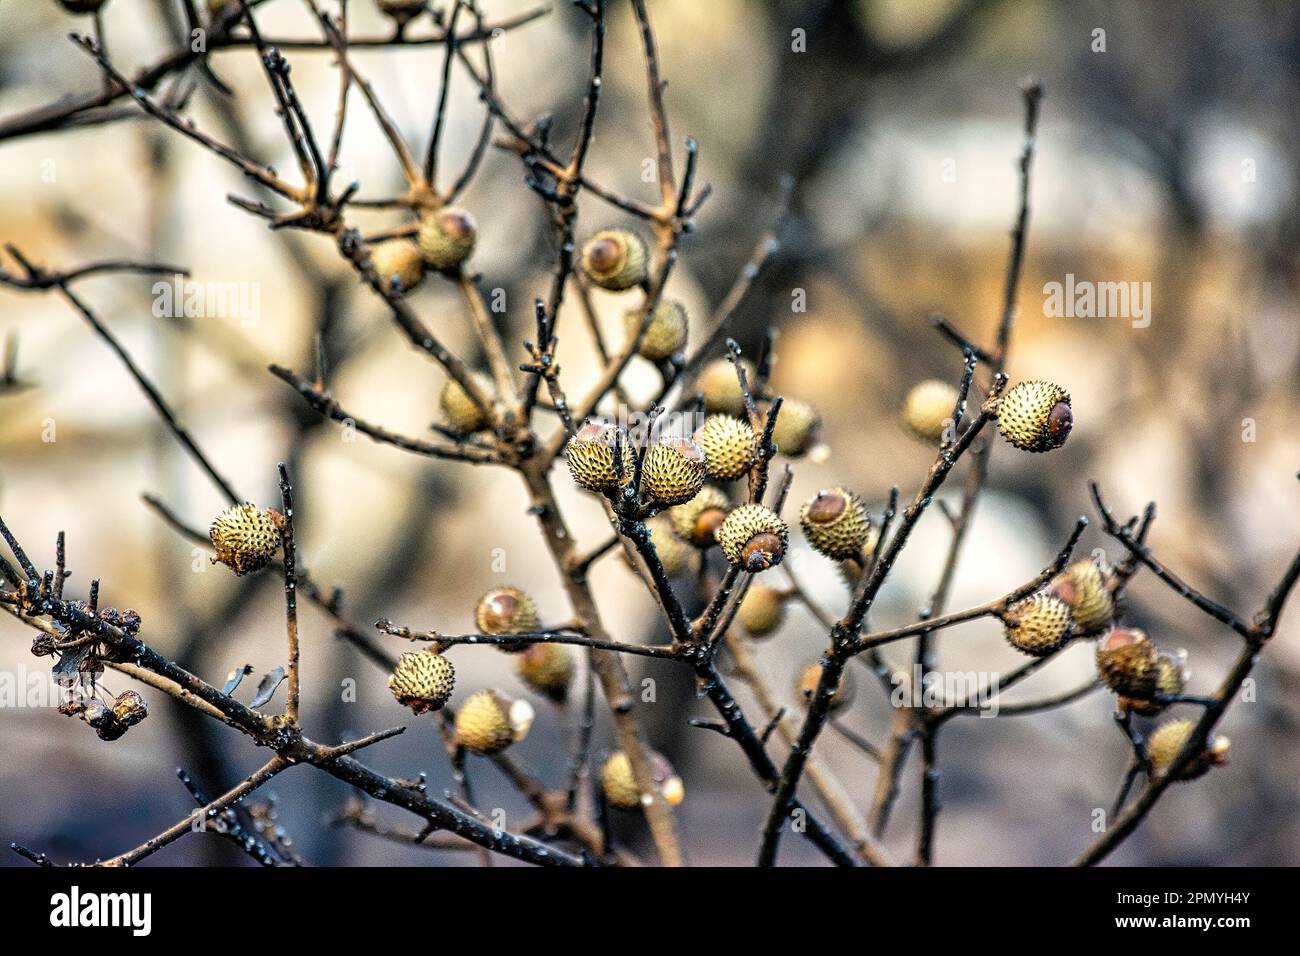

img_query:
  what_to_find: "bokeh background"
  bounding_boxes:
[0,0,1297,866]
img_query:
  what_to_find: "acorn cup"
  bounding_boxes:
[902,379,959,442]
[516,643,575,704]
[626,300,688,360]
[737,584,786,638]
[641,435,707,506]
[209,503,283,576]
[996,380,1073,452]
[769,399,821,458]
[439,373,493,434]
[1048,558,1115,636]
[418,207,477,270]
[795,662,855,714]
[1003,591,1075,656]
[375,0,426,27]
[694,414,757,482]
[669,485,731,548]
[699,358,754,417]
[565,421,635,494]
[1119,649,1187,716]
[718,504,788,572]
[600,750,684,811]
[580,229,648,291]
[1095,627,1159,697]
[475,587,540,653]
[1146,719,1230,781]
[369,239,425,294]
[388,649,456,715]
[800,487,871,561]
[455,690,534,755]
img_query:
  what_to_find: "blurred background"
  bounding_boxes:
[0,0,1297,866]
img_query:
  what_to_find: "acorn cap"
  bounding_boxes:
[581,229,648,291]
[455,690,532,755]
[641,435,707,506]
[418,207,477,270]
[1004,591,1075,656]
[902,379,959,442]
[1095,627,1159,697]
[1146,719,1230,781]
[516,642,575,704]
[369,239,425,294]
[718,504,788,572]
[695,414,757,481]
[565,421,635,494]
[699,358,754,417]
[439,373,493,434]
[600,750,684,811]
[997,380,1073,452]
[800,487,871,560]
[626,300,688,360]
[1119,650,1187,716]
[388,649,456,714]
[795,661,855,714]
[769,399,821,457]
[737,584,786,638]
[1049,558,1115,635]
[669,485,731,547]
[209,503,283,576]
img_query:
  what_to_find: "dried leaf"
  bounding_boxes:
[222,664,254,696]
[250,667,287,708]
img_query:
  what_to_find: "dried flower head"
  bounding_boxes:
[209,503,283,576]
[1119,650,1187,716]
[580,229,648,291]
[1004,591,1075,656]
[388,649,456,714]
[1048,558,1115,635]
[997,380,1073,452]
[1095,627,1159,697]
[718,504,788,572]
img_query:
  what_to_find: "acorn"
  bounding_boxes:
[737,584,786,638]
[694,414,757,482]
[455,690,534,755]
[718,504,788,572]
[388,649,456,714]
[647,517,691,575]
[209,503,283,576]
[699,358,754,416]
[580,229,648,291]
[795,662,855,714]
[1003,591,1075,656]
[902,379,959,443]
[626,299,688,360]
[565,421,635,493]
[475,586,540,651]
[418,207,477,270]
[1146,720,1230,781]
[439,373,493,434]
[369,239,425,294]
[111,690,148,728]
[516,643,575,704]
[1048,558,1115,636]
[997,380,1073,452]
[1119,650,1187,716]
[57,0,108,13]
[800,487,870,560]
[1095,627,1159,697]
[769,399,821,458]
[669,485,731,547]
[600,750,684,811]
[375,0,426,27]
[641,435,707,506]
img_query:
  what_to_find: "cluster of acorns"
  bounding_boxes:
[60,689,148,742]
[902,377,1074,454]
[365,206,478,301]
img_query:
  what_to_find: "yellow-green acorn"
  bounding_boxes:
[642,435,707,506]
[1095,627,1159,697]
[627,300,688,360]
[369,239,425,293]
[1146,719,1230,781]
[997,380,1073,452]
[800,487,870,560]
[769,399,821,457]
[439,373,493,434]
[1119,650,1187,716]
[516,643,575,704]
[718,504,788,572]
[737,584,786,638]
[601,750,684,811]
[376,0,426,26]
[1004,591,1074,656]
[1048,558,1115,635]
[699,358,754,416]
[795,661,855,714]
[209,503,283,576]
[565,421,635,493]
[418,207,477,270]
[626,516,692,576]
[902,379,959,442]
[669,485,731,547]
[580,229,648,291]
[455,690,534,755]
[475,586,540,653]
[695,414,757,481]
[388,649,456,714]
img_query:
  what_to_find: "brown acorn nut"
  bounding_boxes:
[737,584,787,638]
[718,504,788,572]
[626,300,688,360]
[699,358,755,417]
[669,485,731,547]
[1003,591,1075,656]
[475,587,540,653]
[795,662,855,714]
[641,435,707,506]
[209,504,283,576]
[1146,719,1230,781]
[565,421,635,494]
[769,399,821,458]
[601,750,684,811]
[1048,558,1115,635]
[1095,627,1159,697]
[902,379,959,443]
[800,487,871,560]
[694,414,757,482]
[580,229,648,291]
[1118,650,1187,716]
[516,642,575,704]
[388,649,456,714]
[996,380,1073,452]
[455,690,534,755]
[439,373,493,434]
[418,207,477,270]
[369,239,425,294]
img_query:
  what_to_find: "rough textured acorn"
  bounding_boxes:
[375,0,426,26]
[1146,719,1230,781]
[565,421,635,493]
[455,690,533,755]
[418,207,477,270]
[1119,650,1187,716]
[795,662,855,714]
[369,239,425,293]
[580,229,647,291]
[997,380,1073,452]
[1004,591,1075,656]
[627,300,688,360]
[1095,627,1159,697]
[769,399,821,457]
[1049,558,1115,635]
[669,485,731,547]
[388,649,456,714]
[695,414,757,481]
[699,358,754,416]
[439,373,492,434]
[800,487,871,560]
[718,504,788,572]
[601,750,684,811]
[640,435,707,505]
[516,643,575,703]
[902,379,959,442]
[209,503,283,576]
[737,584,786,638]
[475,586,539,652]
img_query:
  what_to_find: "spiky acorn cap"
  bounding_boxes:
[376,0,426,25]
[800,487,871,560]
[601,750,684,811]
[902,379,959,443]
[209,503,283,576]
[516,642,575,704]
[699,358,754,416]
[669,485,731,547]
[475,587,540,652]
[770,399,821,458]
[718,504,788,572]
[1095,627,1159,697]
[111,690,148,728]
[369,239,425,294]
[737,584,786,638]
[1119,650,1187,716]
[418,207,477,270]
[642,435,707,506]
[388,650,456,714]
[439,373,493,434]
[1004,591,1075,656]
[580,229,648,291]
[1049,558,1115,635]
[455,690,533,755]
[626,300,688,361]
[795,662,855,714]
[695,414,757,482]
[1146,719,1230,781]
[997,380,1073,452]
[566,421,635,493]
